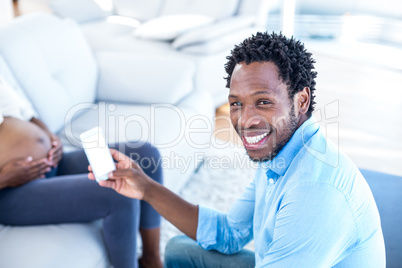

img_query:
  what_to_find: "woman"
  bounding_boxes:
[0,78,163,268]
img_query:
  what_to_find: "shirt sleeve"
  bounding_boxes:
[196,179,256,254]
[0,77,36,121]
[258,182,358,267]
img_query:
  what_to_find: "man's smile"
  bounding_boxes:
[241,131,271,150]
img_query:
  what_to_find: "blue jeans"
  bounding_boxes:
[164,236,255,268]
[0,142,163,268]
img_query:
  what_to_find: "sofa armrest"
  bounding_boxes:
[50,0,113,23]
[96,51,196,105]
[171,15,255,50]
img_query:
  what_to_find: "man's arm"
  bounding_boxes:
[90,149,199,239]
[143,178,199,240]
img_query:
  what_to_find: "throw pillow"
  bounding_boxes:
[134,14,214,41]
[172,16,255,49]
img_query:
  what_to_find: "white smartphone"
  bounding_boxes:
[80,127,116,182]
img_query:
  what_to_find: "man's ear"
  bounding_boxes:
[294,87,310,115]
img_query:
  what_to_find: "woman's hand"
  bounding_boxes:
[0,157,52,189]
[88,149,152,200]
[47,134,63,167]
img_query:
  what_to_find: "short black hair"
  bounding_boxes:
[225,32,317,117]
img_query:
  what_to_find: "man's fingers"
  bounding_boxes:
[116,160,132,170]
[110,149,129,162]
[130,160,142,171]
[88,172,95,180]
[98,179,116,189]
[109,168,137,180]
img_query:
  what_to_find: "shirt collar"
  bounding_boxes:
[261,116,320,176]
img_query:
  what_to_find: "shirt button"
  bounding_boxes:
[268,178,274,184]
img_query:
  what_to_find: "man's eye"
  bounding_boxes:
[230,102,242,107]
[258,100,271,105]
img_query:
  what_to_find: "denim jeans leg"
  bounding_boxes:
[164,235,255,268]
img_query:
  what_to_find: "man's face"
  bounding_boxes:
[229,61,299,162]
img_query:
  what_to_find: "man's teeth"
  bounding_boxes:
[244,133,268,144]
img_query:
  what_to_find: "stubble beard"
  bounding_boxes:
[247,107,299,163]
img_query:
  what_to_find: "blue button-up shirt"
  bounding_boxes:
[197,117,385,267]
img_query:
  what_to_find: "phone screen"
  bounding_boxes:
[80,127,116,182]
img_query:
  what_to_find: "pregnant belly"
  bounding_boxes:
[0,117,52,169]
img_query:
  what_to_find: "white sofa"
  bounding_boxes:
[18,0,271,108]
[0,12,214,267]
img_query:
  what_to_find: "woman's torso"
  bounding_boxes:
[0,117,51,169]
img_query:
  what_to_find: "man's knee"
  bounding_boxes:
[164,235,200,268]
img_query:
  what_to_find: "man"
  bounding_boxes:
[0,77,163,268]
[93,32,385,267]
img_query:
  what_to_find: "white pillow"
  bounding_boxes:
[177,28,258,55]
[134,14,214,41]
[172,16,255,49]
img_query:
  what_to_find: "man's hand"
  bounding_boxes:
[0,157,52,188]
[88,149,151,200]
[88,148,199,240]
[47,134,63,167]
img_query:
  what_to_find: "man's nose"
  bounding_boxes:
[238,105,262,129]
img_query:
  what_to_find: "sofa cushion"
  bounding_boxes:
[161,0,239,20]
[50,0,113,23]
[0,221,110,268]
[0,13,98,133]
[134,14,214,41]
[96,52,195,104]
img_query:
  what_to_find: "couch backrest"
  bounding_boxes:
[160,0,240,20]
[0,13,98,133]
[113,0,166,21]
[361,169,402,268]
[46,0,270,25]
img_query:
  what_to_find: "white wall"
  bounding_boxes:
[0,0,14,25]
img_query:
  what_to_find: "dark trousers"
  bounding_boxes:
[0,142,163,268]
[164,236,255,268]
